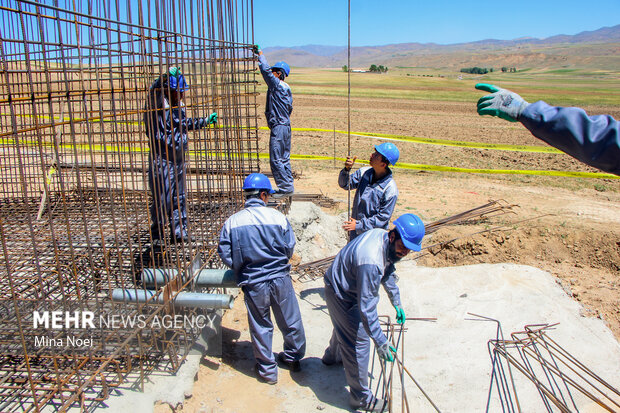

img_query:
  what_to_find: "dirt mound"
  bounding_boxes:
[287,201,347,265]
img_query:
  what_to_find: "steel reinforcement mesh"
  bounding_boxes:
[0,0,258,410]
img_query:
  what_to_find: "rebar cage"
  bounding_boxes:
[0,0,258,410]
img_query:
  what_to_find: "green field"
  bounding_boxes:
[272,67,620,107]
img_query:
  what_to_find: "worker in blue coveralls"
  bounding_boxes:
[144,67,218,243]
[252,44,295,197]
[475,83,619,176]
[339,142,400,242]
[322,214,425,412]
[217,173,306,385]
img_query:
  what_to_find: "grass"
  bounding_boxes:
[266,67,620,107]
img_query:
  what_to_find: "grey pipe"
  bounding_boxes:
[141,268,237,288]
[111,289,234,309]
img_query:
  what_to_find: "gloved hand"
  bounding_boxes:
[394,305,406,325]
[207,112,218,125]
[252,44,261,55]
[475,83,530,122]
[377,342,396,362]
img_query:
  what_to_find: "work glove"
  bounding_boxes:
[252,44,261,55]
[377,342,396,362]
[394,305,406,325]
[475,83,530,122]
[207,112,218,125]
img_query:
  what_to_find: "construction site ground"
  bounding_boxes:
[153,93,619,412]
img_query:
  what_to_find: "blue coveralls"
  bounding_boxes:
[323,229,402,408]
[520,101,620,175]
[144,84,211,240]
[339,166,399,241]
[258,54,294,193]
[218,197,306,382]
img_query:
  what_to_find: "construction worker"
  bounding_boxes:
[217,173,306,384]
[476,83,619,176]
[144,67,217,243]
[339,143,400,241]
[252,45,294,197]
[322,214,425,412]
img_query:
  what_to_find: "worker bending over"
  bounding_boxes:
[144,67,217,243]
[253,45,295,197]
[339,143,400,241]
[218,173,306,385]
[476,83,619,176]
[322,214,425,412]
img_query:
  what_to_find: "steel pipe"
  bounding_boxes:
[141,268,237,288]
[111,289,234,309]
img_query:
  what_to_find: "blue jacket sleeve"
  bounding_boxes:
[171,107,208,133]
[258,54,280,89]
[357,264,388,347]
[355,185,397,234]
[381,266,401,307]
[338,168,362,190]
[520,101,620,175]
[217,223,234,269]
[283,218,296,259]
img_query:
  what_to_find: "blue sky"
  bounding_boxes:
[254,0,620,47]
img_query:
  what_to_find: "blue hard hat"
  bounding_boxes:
[272,61,290,77]
[393,214,425,252]
[242,173,275,194]
[166,66,189,92]
[375,142,399,166]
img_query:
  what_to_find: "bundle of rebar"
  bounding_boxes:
[295,199,517,282]
[0,0,259,410]
[468,314,620,412]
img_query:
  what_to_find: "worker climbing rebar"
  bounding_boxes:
[252,45,295,197]
[144,67,218,244]
[322,213,425,412]
[339,142,400,242]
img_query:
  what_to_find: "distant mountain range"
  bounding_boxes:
[262,25,620,69]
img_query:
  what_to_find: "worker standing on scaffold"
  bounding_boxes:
[144,67,218,244]
[322,214,425,413]
[339,142,400,242]
[252,45,294,198]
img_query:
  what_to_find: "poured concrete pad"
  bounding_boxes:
[280,262,620,412]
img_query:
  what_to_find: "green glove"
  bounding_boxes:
[475,83,529,122]
[394,305,406,325]
[252,44,261,55]
[377,342,396,362]
[207,112,218,125]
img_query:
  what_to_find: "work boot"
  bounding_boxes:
[350,397,387,413]
[272,189,293,199]
[277,352,301,372]
[321,354,342,366]
[363,398,388,412]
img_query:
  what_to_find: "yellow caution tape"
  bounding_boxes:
[4,112,561,153]
[2,114,615,178]
[45,165,57,186]
[258,126,563,154]
[270,153,619,180]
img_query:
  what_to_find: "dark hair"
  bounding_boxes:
[244,189,269,200]
[389,228,401,241]
[380,155,390,165]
